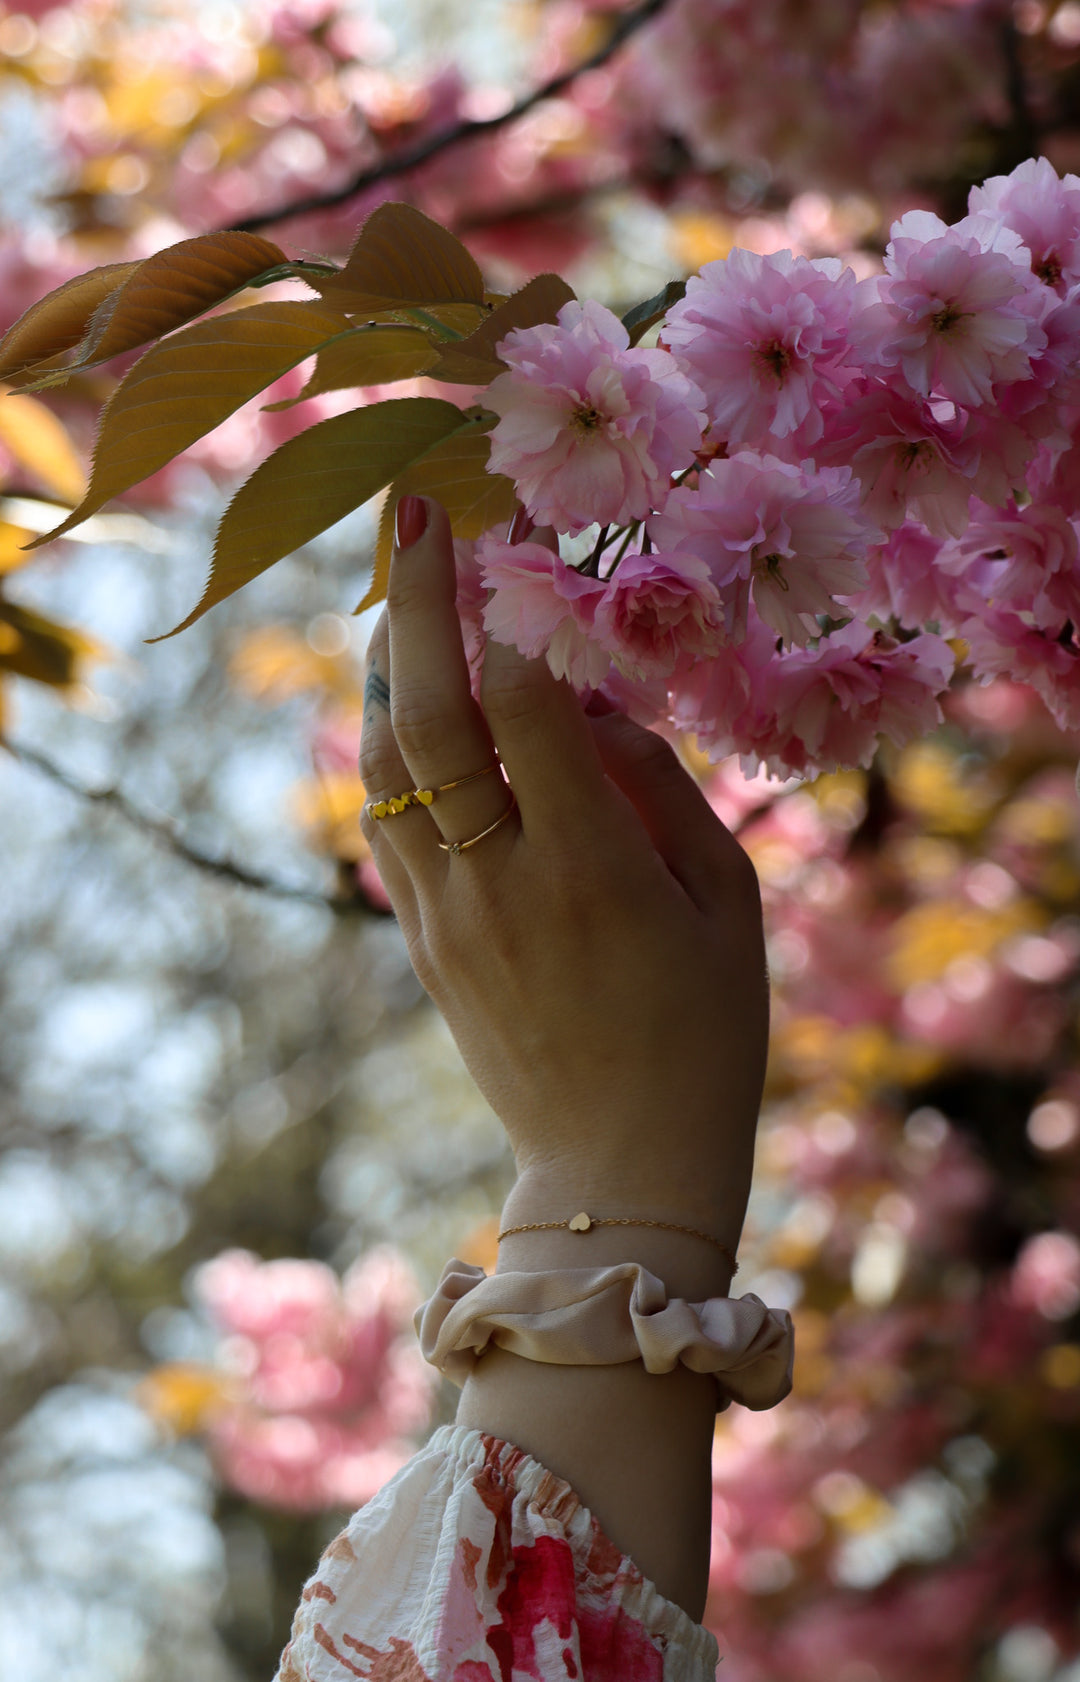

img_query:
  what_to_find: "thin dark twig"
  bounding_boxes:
[999,16,1039,158]
[6,739,367,915]
[220,0,670,235]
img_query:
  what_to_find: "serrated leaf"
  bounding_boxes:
[427,273,577,383]
[0,387,86,505]
[0,598,104,688]
[263,323,438,411]
[0,261,141,386]
[17,232,289,392]
[362,425,517,613]
[74,231,288,368]
[24,301,355,549]
[622,280,687,347]
[312,202,485,314]
[155,397,468,639]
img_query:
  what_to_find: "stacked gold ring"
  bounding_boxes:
[365,761,500,822]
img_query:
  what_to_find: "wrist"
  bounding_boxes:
[496,1174,742,1303]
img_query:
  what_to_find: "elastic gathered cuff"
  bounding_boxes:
[416,1258,795,1411]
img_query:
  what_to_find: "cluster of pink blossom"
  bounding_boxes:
[192,1245,436,1511]
[473,158,1080,777]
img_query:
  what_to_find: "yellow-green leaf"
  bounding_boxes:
[0,261,141,387]
[312,202,485,314]
[427,274,577,383]
[155,397,469,639]
[363,425,517,613]
[24,301,355,549]
[18,231,289,391]
[263,323,438,411]
[0,598,104,688]
[0,387,87,505]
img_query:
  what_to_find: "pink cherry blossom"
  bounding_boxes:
[1011,1231,1080,1320]
[762,624,955,778]
[478,534,611,688]
[485,298,706,535]
[690,619,955,779]
[849,523,966,633]
[648,452,874,648]
[852,210,1048,407]
[968,156,1080,294]
[818,379,981,535]
[192,1247,435,1513]
[960,609,1080,731]
[661,247,858,449]
[594,549,728,680]
[946,498,1080,633]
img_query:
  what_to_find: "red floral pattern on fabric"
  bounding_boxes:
[274,1425,718,1682]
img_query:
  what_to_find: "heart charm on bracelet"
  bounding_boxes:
[568,1212,592,1232]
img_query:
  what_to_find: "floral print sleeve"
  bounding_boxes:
[275,1423,720,1682]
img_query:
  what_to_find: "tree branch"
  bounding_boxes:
[221,0,670,235]
[6,738,378,916]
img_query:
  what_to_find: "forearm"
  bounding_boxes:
[454,1168,741,1621]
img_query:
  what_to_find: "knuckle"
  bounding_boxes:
[624,724,682,780]
[359,734,404,795]
[482,666,547,730]
[391,686,452,760]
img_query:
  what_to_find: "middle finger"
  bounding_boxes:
[387,496,519,860]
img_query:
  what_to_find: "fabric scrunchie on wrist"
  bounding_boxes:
[415,1259,795,1413]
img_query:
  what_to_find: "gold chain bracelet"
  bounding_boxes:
[497,1211,738,1275]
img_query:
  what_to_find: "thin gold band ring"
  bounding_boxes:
[437,793,517,856]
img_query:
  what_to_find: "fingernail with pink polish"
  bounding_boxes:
[507,507,534,545]
[395,495,428,552]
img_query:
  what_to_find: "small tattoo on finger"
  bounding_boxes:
[363,669,391,716]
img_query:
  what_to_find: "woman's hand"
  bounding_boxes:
[359,496,769,1263]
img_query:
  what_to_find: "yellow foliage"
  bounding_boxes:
[0,522,37,574]
[0,387,87,504]
[892,741,1003,834]
[291,771,369,861]
[670,212,735,271]
[136,1362,234,1435]
[996,793,1077,848]
[230,627,361,705]
[771,1013,944,1095]
[1041,1344,1080,1389]
[887,897,1040,990]
[0,599,106,691]
[456,1218,501,1274]
[807,769,867,825]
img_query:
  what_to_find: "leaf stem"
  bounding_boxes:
[399,308,466,342]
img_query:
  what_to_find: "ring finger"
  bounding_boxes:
[358,609,446,901]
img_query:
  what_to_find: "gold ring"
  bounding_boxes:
[365,761,499,821]
[437,793,517,855]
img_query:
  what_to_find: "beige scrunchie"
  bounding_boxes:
[415,1259,795,1412]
